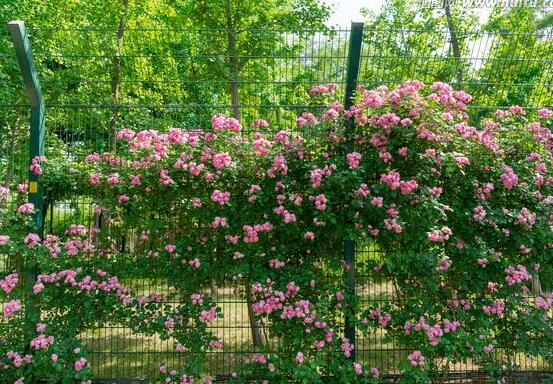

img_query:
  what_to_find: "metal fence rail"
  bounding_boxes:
[1,22,552,382]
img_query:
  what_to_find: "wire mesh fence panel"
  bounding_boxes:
[0,28,31,219]
[358,28,553,122]
[355,28,553,381]
[1,25,552,382]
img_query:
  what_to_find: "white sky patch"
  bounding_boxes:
[324,0,386,27]
[324,0,492,27]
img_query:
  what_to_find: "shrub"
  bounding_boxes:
[0,81,551,383]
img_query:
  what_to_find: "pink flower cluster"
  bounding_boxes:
[29,155,45,176]
[30,334,54,350]
[538,108,552,118]
[211,190,230,206]
[500,165,519,190]
[472,205,486,221]
[304,231,315,240]
[483,344,494,354]
[514,207,536,228]
[251,118,269,128]
[281,299,311,320]
[407,350,425,367]
[273,205,296,223]
[436,258,452,272]
[35,269,131,301]
[296,112,317,127]
[251,288,285,316]
[212,152,232,169]
[269,259,285,269]
[24,233,41,248]
[185,162,205,176]
[116,128,136,141]
[360,90,385,108]
[371,196,383,207]
[347,152,362,169]
[427,226,452,242]
[404,317,459,346]
[380,171,418,195]
[370,112,401,133]
[209,340,223,349]
[242,222,273,243]
[483,299,505,318]
[74,357,89,371]
[165,244,176,253]
[383,217,402,233]
[455,156,470,166]
[527,122,553,149]
[252,137,272,156]
[210,216,228,229]
[447,294,472,310]
[313,194,327,211]
[3,299,21,317]
[267,156,288,178]
[199,307,217,322]
[505,265,532,286]
[6,351,32,368]
[211,114,242,133]
[508,105,525,115]
[341,337,354,358]
[249,353,268,365]
[310,165,335,188]
[63,235,95,256]
[310,83,336,96]
[191,293,204,305]
[368,307,391,327]
[0,272,18,294]
[355,183,370,197]
[17,203,34,214]
[159,168,174,185]
[535,295,552,310]
[474,182,494,200]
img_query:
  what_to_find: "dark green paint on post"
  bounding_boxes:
[8,20,45,343]
[8,20,45,235]
[343,21,364,362]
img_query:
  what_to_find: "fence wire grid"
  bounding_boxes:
[1,24,552,383]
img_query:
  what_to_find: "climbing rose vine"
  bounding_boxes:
[0,80,551,383]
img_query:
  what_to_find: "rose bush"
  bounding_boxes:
[0,80,551,383]
[336,81,553,382]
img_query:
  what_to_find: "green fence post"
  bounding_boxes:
[8,20,45,233]
[8,20,45,341]
[343,21,364,362]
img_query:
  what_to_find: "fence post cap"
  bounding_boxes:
[8,20,25,27]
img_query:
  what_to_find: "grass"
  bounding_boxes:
[80,286,260,379]
[1,244,549,380]
[80,284,407,379]
[78,282,551,380]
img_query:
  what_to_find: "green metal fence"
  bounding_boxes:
[1,21,552,382]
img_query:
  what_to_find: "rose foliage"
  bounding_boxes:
[0,81,552,383]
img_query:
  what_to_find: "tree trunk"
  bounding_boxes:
[226,5,241,120]
[443,0,464,90]
[3,114,20,189]
[210,280,219,296]
[43,199,50,234]
[532,274,543,296]
[48,200,54,234]
[109,0,129,151]
[245,278,265,347]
